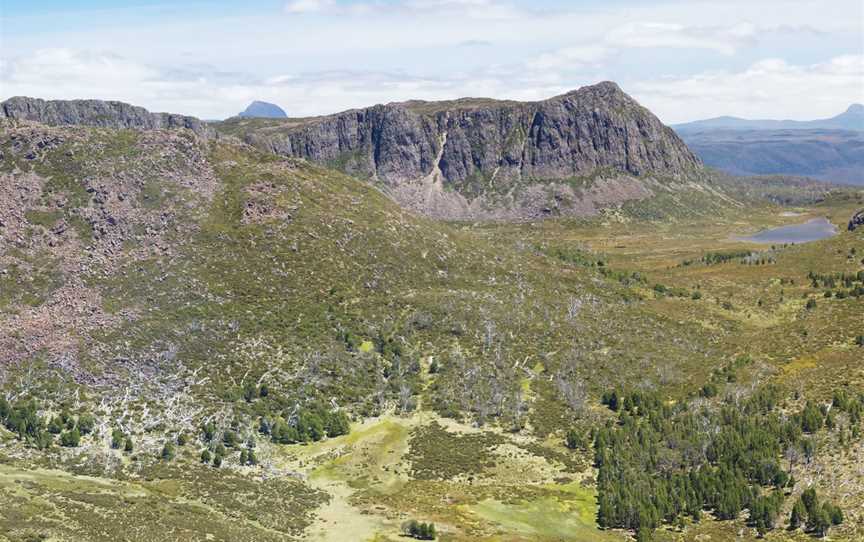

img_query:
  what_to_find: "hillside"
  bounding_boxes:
[1,103,863,542]
[680,129,864,185]
[215,82,703,220]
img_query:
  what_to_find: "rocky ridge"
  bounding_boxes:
[222,82,702,219]
[0,96,214,138]
[3,83,704,220]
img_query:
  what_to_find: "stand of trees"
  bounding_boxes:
[594,386,856,539]
[790,488,844,537]
[0,398,98,450]
[258,403,350,444]
[401,520,436,540]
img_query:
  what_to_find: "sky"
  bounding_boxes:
[0,0,862,123]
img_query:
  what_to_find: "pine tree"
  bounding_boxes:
[60,427,81,447]
[809,505,831,537]
[202,421,216,442]
[790,498,806,529]
[47,416,63,434]
[801,488,818,517]
[800,401,823,433]
[820,502,844,526]
[111,428,124,449]
[77,413,96,435]
[161,442,175,461]
[565,428,582,450]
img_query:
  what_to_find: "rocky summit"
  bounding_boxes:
[217,82,702,220]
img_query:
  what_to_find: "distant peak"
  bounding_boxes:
[238,101,287,119]
[845,103,864,114]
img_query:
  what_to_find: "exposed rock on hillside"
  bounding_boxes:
[1,96,214,137]
[850,210,864,231]
[221,82,702,219]
[2,84,704,220]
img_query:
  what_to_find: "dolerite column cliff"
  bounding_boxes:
[225,82,701,220]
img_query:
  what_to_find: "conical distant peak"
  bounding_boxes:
[238,101,287,119]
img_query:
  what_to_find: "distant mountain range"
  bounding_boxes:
[681,129,864,185]
[674,105,864,185]
[673,104,864,133]
[237,100,287,119]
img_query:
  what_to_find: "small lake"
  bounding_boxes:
[737,217,838,244]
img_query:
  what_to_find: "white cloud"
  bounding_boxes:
[404,0,523,19]
[2,0,861,122]
[282,0,523,19]
[634,54,864,123]
[284,0,335,14]
[0,48,570,119]
[529,46,612,71]
[522,21,759,75]
[606,22,756,55]
[4,47,862,125]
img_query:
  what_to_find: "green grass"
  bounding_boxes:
[469,482,618,542]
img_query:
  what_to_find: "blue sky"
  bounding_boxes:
[1,0,862,122]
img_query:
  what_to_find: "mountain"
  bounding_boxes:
[679,129,864,185]
[216,82,703,220]
[2,91,863,542]
[237,100,288,119]
[673,104,864,133]
[0,96,214,137]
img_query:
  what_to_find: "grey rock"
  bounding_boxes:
[849,210,864,232]
[1,96,214,138]
[224,82,701,219]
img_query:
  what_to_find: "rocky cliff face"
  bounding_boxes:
[223,82,701,219]
[1,96,214,137]
[2,83,703,220]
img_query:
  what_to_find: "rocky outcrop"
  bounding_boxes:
[849,210,864,231]
[2,83,704,220]
[224,82,702,219]
[0,96,214,137]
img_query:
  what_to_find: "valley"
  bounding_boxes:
[0,90,863,542]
